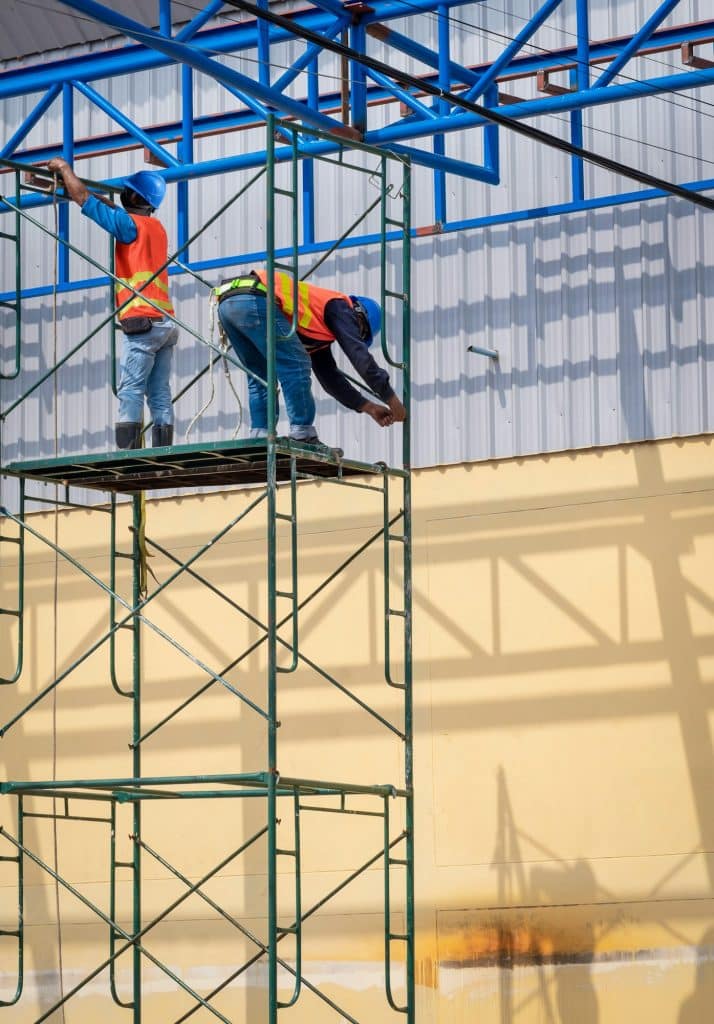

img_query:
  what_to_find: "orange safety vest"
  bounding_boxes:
[255,271,353,343]
[115,215,174,322]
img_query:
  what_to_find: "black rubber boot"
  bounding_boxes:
[291,433,344,459]
[152,424,174,448]
[115,422,142,450]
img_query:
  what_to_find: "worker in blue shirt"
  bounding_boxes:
[48,159,177,449]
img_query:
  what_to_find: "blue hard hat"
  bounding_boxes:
[124,170,166,210]
[350,295,381,346]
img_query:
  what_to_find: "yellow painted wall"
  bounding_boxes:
[2,434,714,1021]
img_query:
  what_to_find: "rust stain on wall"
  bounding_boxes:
[438,910,611,969]
[415,955,438,989]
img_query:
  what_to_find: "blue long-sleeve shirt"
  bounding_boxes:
[302,297,395,411]
[81,194,138,244]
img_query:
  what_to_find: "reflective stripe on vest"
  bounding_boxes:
[115,215,174,321]
[274,274,315,334]
[213,276,267,300]
[255,271,352,343]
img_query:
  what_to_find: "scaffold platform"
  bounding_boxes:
[2,438,382,493]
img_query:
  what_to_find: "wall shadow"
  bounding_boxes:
[678,927,714,1024]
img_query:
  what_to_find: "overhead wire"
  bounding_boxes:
[18,0,714,122]
[429,0,714,116]
[417,2,714,169]
[11,0,714,171]
[132,0,714,170]
[156,0,714,172]
[221,0,714,210]
[176,0,714,126]
[357,0,714,167]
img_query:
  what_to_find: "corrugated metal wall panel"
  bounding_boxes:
[1,1,714,513]
[0,0,177,62]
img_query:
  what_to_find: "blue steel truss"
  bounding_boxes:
[1,0,713,303]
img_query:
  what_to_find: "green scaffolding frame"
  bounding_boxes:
[0,120,413,1022]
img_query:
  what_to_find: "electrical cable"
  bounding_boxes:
[131,0,714,169]
[405,3,714,176]
[16,0,714,128]
[11,0,714,171]
[175,0,714,126]
[222,0,714,211]
[426,0,714,116]
[28,0,712,126]
[12,0,208,30]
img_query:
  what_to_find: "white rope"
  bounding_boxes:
[185,290,243,440]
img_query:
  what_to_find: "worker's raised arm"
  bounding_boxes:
[47,158,89,206]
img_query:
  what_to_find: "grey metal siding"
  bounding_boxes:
[1,0,714,512]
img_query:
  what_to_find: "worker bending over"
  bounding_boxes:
[47,159,177,450]
[214,270,406,445]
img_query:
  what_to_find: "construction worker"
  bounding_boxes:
[214,270,406,444]
[47,159,177,450]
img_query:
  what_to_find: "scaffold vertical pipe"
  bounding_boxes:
[401,157,415,1024]
[266,113,280,1024]
[0,795,23,1007]
[131,495,143,1023]
[110,234,120,397]
[0,170,22,381]
[0,118,415,1023]
[0,478,25,686]
[109,799,133,1009]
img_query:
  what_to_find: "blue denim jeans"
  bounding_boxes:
[218,293,316,439]
[118,318,178,425]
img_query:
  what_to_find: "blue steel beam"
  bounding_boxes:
[364,67,438,119]
[3,57,713,190]
[364,63,714,143]
[350,19,369,134]
[4,172,714,308]
[44,0,714,185]
[0,85,62,159]
[71,80,180,167]
[594,0,683,89]
[257,0,270,88]
[433,2,451,224]
[367,21,482,88]
[457,0,564,106]
[54,0,344,133]
[217,0,714,211]
[1,138,494,213]
[570,0,590,202]
[382,142,497,182]
[159,0,171,36]
[307,0,349,16]
[48,0,498,181]
[0,0,712,298]
[0,5,706,104]
[178,64,193,253]
[367,18,714,92]
[272,18,348,95]
[176,0,225,43]
[302,55,319,246]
